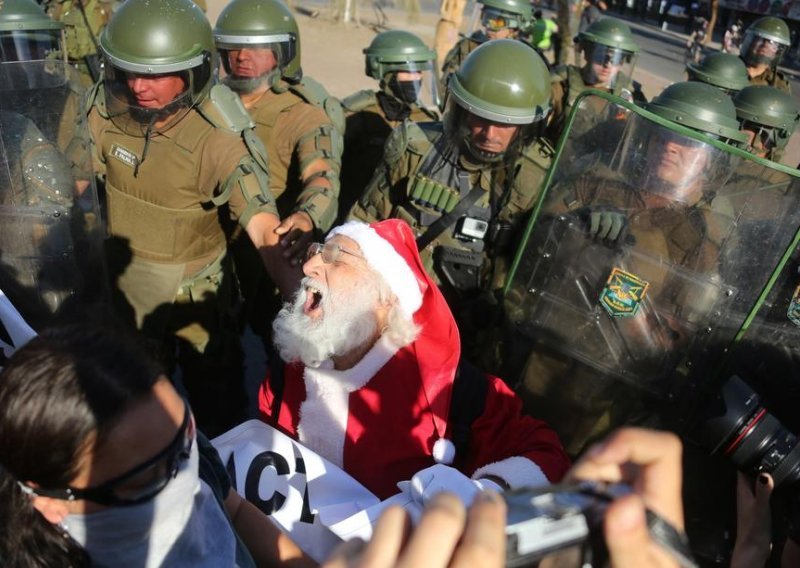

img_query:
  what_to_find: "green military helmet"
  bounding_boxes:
[740,16,790,68]
[478,0,532,31]
[364,30,435,81]
[577,17,639,53]
[0,0,63,62]
[686,52,749,94]
[734,85,799,151]
[214,0,301,93]
[646,81,747,144]
[100,0,214,129]
[449,39,550,124]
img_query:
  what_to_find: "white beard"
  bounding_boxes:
[273,276,381,368]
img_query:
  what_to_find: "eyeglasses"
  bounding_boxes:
[481,10,518,31]
[306,241,363,264]
[19,401,195,507]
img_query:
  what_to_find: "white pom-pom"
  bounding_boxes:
[432,438,456,465]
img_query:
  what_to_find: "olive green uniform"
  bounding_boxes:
[340,89,437,220]
[748,66,792,93]
[46,0,114,85]
[439,34,484,95]
[348,120,552,363]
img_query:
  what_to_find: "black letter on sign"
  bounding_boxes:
[245,451,290,515]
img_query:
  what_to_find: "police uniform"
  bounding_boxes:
[748,66,792,93]
[348,120,552,363]
[89,84,275,434]
[439,34,484,95]
[46,0,113,85]
[339,89,437,220]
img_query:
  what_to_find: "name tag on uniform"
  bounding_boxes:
[110,144,140,169]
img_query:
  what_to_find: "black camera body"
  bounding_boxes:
[504,482,696,567]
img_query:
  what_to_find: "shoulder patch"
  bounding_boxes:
[198,84,254,133]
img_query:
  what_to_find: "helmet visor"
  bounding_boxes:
[0,30,62,63]
[103,63,196,136]
[741,33,787,67]
[582,43,636,91]
[468,6,521,37]
[217,34,297,89]
[384,60,440,109]
[741,120,780,155]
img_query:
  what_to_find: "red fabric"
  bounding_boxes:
[258,219,570,498]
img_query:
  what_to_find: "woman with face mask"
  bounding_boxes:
[0,325,308,568]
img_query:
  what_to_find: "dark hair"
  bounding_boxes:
[0,325,164,567]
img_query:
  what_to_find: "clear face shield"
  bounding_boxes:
[620,117,728,205]
[740,33,787,67]
[384,60,440,109]
[217,34,297,93]
[581,42,637,91]
[467,5,522,40]
[0,29,63,63]
[102,55,211,136]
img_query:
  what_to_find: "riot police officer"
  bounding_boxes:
[499,82,755,455]
[548,17,642,145]
[89,0,283,435]
[733,85,799,162]
[439,0,532,94]
[214,0,343,343]
[686,52,750,95]
[349,39,553,364]
[739,16,792,93]
[44,0,116,85]
[340,30,440,220]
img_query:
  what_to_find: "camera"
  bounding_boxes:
[697,375,800,489]
[504,482,696,567]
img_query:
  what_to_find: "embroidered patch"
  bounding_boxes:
[110,143,139,169]
[599,267,650,318]
[787,284,800,328]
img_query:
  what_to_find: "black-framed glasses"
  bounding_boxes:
[306,241,363,264]
[19,402,195,507]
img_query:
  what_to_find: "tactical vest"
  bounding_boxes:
[50,0,111,60]
[360,121,553,292]
[94,87,256,265]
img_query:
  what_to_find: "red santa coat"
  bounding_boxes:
[259,220,570,499]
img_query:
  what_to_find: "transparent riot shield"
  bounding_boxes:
[0,60,106,331]
[502,92,800,455]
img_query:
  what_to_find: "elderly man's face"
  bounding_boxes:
[125,73,187,109]
[272,236,385,367]
[226,47,278,79]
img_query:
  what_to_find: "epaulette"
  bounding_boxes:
[198,84,255,133]
[342,89,378,114]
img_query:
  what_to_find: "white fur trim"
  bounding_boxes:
[328,221,423,318]
[472,457,549,490]
[297,336,400,467]
[432,438,456,465]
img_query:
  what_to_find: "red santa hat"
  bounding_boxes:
[326,220,425,319]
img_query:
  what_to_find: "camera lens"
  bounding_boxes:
[698,375,800,488]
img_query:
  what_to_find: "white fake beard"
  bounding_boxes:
[273,276,381,368]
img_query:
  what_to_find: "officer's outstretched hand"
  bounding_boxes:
[322,492,506,568]
[276,211,315,265]
[566,428,685,568]
[585,206,627,242]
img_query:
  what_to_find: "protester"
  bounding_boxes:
[0,325,309,568]
[259,219,571,499]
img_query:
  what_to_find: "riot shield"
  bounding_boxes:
[0,60,107,330]
[502,92,800,455]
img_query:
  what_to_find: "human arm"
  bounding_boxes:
[224,490,315,568]
[731,472,773,568]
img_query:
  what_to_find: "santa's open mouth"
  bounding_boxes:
[303,285,323,317]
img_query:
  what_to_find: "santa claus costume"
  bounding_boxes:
[259,219,570,499]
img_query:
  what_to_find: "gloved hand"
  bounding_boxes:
[587,206,627,242]
[397,464,504,507]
